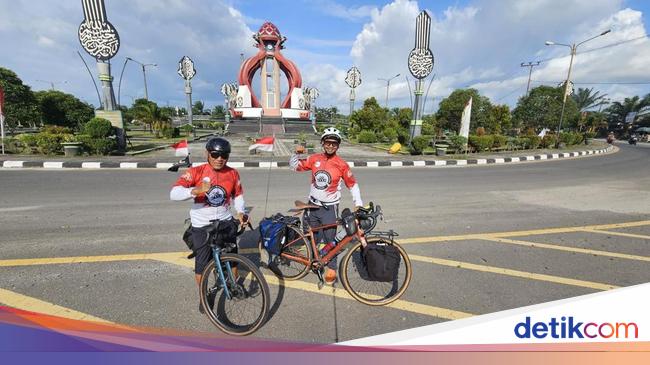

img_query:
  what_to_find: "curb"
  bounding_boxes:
[0,146,614,170]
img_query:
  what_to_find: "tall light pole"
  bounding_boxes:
[126,57,157,100]
[520,61,540,96]
[378,73,400,109]
[36,80,68,91]
[545,29,610,144]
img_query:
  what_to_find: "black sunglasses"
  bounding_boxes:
[209,151,230,159]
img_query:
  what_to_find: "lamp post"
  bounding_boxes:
[545,29,610,144]
[36,80,67,91]
[126,57,156,100]
[378,73,400,109]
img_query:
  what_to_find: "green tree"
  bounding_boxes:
[212,105,225,119]
[604,94,650,130]
[572,87,608,112]
[34,90,94,130]
[487,104,511,135]
[192,100,204,115]
[315,106,338,124]
[132,99,169,134]
[436,88,493,134]
[0,67,41,129]
[512,85,580,132]
[421,114,436,135]
[349,97,388,137]
[390,107,413,130]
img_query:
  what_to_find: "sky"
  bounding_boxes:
[1,0,649,115]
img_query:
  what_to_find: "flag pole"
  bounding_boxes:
[262,134,275,217]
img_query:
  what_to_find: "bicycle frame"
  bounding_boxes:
[211,246,235,300]
[280,221,366,268]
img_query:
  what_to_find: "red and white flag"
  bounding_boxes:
[248,136,274,152]
[171,139,189,157]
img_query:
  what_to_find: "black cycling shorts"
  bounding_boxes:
[191,218,239,274]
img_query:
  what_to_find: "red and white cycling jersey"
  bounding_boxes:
[170,164,245,227]
[290,153,362,207]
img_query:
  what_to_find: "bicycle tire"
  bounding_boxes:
[340,237,412,306]
[200,253,270,336]
[261,225,313,280]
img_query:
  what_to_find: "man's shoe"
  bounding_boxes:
[324,267,337,285]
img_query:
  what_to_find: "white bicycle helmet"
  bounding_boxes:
[321,127,342,143]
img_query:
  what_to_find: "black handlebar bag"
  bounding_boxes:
[363,244,401,282]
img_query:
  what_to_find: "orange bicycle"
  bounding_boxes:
[261,201,412,306]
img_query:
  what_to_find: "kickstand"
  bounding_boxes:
[315,269,325,290]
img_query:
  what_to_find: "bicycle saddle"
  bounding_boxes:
[288,200,320,213]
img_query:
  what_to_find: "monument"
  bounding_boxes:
[407,11,434,140]
[78,0,125,151]
[232,22,310,121]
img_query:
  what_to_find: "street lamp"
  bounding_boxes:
[119,57,156,103]
[36,80,67,90]
[545,29,610,144]
[378,73,400,108]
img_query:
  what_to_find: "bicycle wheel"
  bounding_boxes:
[261,225,313,280]
[200,253,270,336]
[340,237,412,306]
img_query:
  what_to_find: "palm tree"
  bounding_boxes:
[604,94,650,132]
[132,101,169,135]
[572,87,608,112]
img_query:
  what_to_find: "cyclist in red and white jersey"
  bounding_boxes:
[289,127,363,284]
[170,137,248,312]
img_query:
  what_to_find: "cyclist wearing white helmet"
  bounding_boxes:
[289,127,363,284]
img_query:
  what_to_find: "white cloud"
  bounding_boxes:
[313,0,376,21]
[302,0,650,113]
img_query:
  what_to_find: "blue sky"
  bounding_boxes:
[1,0,649,114]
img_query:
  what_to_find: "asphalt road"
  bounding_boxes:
[0,142,648,343]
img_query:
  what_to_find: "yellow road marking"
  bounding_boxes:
[580,229,650,240]
[0,253,161,267]
[481,237,650,262]
[408,254,617,291]
[398,220,650,244]
[0,287,112,323]
[150,252,472,320]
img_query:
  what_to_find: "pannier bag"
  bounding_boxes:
[259,214,299,265]
[340,208,357,235]
[363,243,401,282]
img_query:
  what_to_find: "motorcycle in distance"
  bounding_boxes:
[606,133,615,144]
[629,135,638,145]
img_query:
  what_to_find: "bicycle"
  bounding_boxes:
[170,159,270,336]
[197,218,271,336]
[261,201,412,306]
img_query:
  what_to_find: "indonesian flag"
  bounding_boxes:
[171,139,189,157]
[249,136,274,152]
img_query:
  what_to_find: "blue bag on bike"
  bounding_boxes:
[258,214,300,266]
[259,217,286,255]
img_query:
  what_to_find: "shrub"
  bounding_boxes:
[357,130,377,143]
[409,135,430,155]
[162,125,178,139]
[16,134,38,149]
[181,124,193,136]
[396,128,410,144]
[77,134,116,155]
[43,125,72,135]
[210,121,225,130]
[84,117,113,138]
[469,135,494,152]
[528,135,541,149]
[334,122,349,136]
[492,135,508,149]
[540,134,557,148]
[560,131,583,146]
[35,132,66,154]
[382,127,398,142]
[448,134,467,152]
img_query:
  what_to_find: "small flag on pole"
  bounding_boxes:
[249,136,274,152]
[171,139,189,157]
